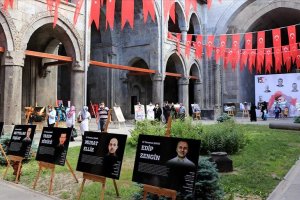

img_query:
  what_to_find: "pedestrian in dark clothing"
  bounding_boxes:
[163,102,171,123]
[250,104,257,122]
[153,103,162,121]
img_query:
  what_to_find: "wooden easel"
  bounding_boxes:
[0,144,9,164]
[3,155,23,183]
[228,110,234,117]
[242,109,249,118]
[143,116,177,200]
[32,159,78,195]
[77,110,119,200]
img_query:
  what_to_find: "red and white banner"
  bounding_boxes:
[185,0,191,19]
[296,49,300,69]
[231,34,240,71]
[191,0,197,11]
[194,35,203,59]
[219,35,227,60]
[73,0,84,26]
[245,32,252,55]
[143,0,156,23]
[215,47,221,64]
[90,0,101,30]
[176,33,181,54]
[282,45,292,72]
[248,50,256,72]
[265,48,272,74]
[185,34,192,58]
[274,47,282,73]
[164,0,175,22]
[121,0,134,29]
[3,0,14,11]
[256,31,265,73]
[207,0,212,9]
[288,25,297,63]
[53,0,61,28]
[240,49,248,71]
[106,0,116,30]
[206,35,214,60]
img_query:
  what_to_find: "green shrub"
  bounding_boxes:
[201,121,246,154]
[294,116,300,123]
[128,118,203,147]
[216,113,232,123]
[133,157,224,200]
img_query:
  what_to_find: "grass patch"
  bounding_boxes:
[1,124,300,199]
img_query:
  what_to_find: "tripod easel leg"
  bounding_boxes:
[49,168,55,195]
[112,179,119,197]
[66,159,78,183]
[3,160,11,179]
[77,178,86,200]
[0,144,9,164]
[33,165,42,189]
[100,181,106,200]
[15,161,22,183]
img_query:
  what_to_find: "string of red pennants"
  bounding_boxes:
[168,24,300,74]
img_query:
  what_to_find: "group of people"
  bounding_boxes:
[45,102,110,141]
[153,102,186,122]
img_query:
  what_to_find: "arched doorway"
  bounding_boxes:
[189,63,201,114]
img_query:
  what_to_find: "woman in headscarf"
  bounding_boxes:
[78,106,91,136]
[66,106,76,141]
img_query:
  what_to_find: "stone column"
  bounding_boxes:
[71,62,84,111]
[214,63,222,119]
[180,28,188,43]
[178,77,189,115]
[1,50,25,124]
[194,80,202,105]
[152,73,163,105]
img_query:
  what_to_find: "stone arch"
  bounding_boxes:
[188,61,202,81]
[187,12,201,35]
[168,2,187,33]
[0,10,17,51]
[164,50,186,76]
[18,12,83,64]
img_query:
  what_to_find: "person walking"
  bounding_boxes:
[78,106,91,135]
[153,103,162,121]
[249,104,257,122]
[96,102,109,132]
[66,106,76,141]
[274,105,280,120]
[163,102,171,123]
[178,103,186,121]
[47,105,56,127]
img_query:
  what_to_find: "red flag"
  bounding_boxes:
[288,25,297,62]
[53,0,61,28]
[185,0,191,20]
[106,0,116,30]
[265,48,272,74]
[168,32,176,41]
[207,0,212,9]
[143,0,156,23]
[194,35,203,59]
[185,34,192,58]
[206,35,214,60]
[191,0,197,11]
[231,34,240,71]
[256,31,265,73]
[248,50,256,73]
[176,33,181,54]
[73,0,84,26]
[90,0,101,30]
[245,32,253,55]
[215,47,221,64]
[272,28,281,47]
[240,49,248,71]
[46,0,54,11]
[4,0,14,10]
[274,47,282,73]
[164,0,175,22]
[296,49,300,69]
[121,0,134,29]
[219,35,227,59]
[224,50,232,70]
[282,45,292,72]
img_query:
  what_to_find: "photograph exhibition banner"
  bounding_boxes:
[7,125,36,158]
[255,73,300,117]
[146,104,155,120]
[36,127,72,166]
[0,122,3,136]
[132,135,201,196]
[76,132,127,179]
[134,105,145,121]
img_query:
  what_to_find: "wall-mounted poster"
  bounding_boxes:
[134,104,145,121]
[132,135,201,197]
[0,122,3,136]
[146,104,155,120]
[36,127,72,166]
[7,125,36,158]
[76,132,127,179]
[255,73,300,117]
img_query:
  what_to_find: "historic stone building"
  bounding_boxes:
[0,0,299,124]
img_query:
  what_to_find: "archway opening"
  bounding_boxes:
[189,64,200,114]
[0,24,7,121]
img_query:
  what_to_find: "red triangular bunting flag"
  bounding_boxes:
[207,0,212,9]
[274,47,282,73]
[224,50,231,70]
[215,47,221,64]
[73,0,84,26]
[240,49,248,71]
[168,32,176,41]
[194,35,203,59]
[176,33,181,54]
[290,43,298,64]
[272,28,281,47]
[191,0,197,11]
[296,49,300,69]
[256,31,265,73]
[265,48,273,74]
[282,45,292,72]
[185,34,192,58]
[206,35,214,60]
[288,25,297,63]
[185,0,191,19]
[245,32,253,55]
[46,0,54,11]
[106,0,116,30]
[53,0,61,28]
[219,35,227,60]
[248,50,256,73]
[121,0,134,29]
[231,34,240,71]
[164,0,175,22]
[90,0,101,30]
[4,0,14,11]
[143,0,156,23]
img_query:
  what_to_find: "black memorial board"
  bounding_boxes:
[7,125,36,158]
[0,122,3,136]
[132,135,201,196]
[76,132,127,179]
[36,127,72,166]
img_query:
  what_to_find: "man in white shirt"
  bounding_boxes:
[47,105,56,127]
